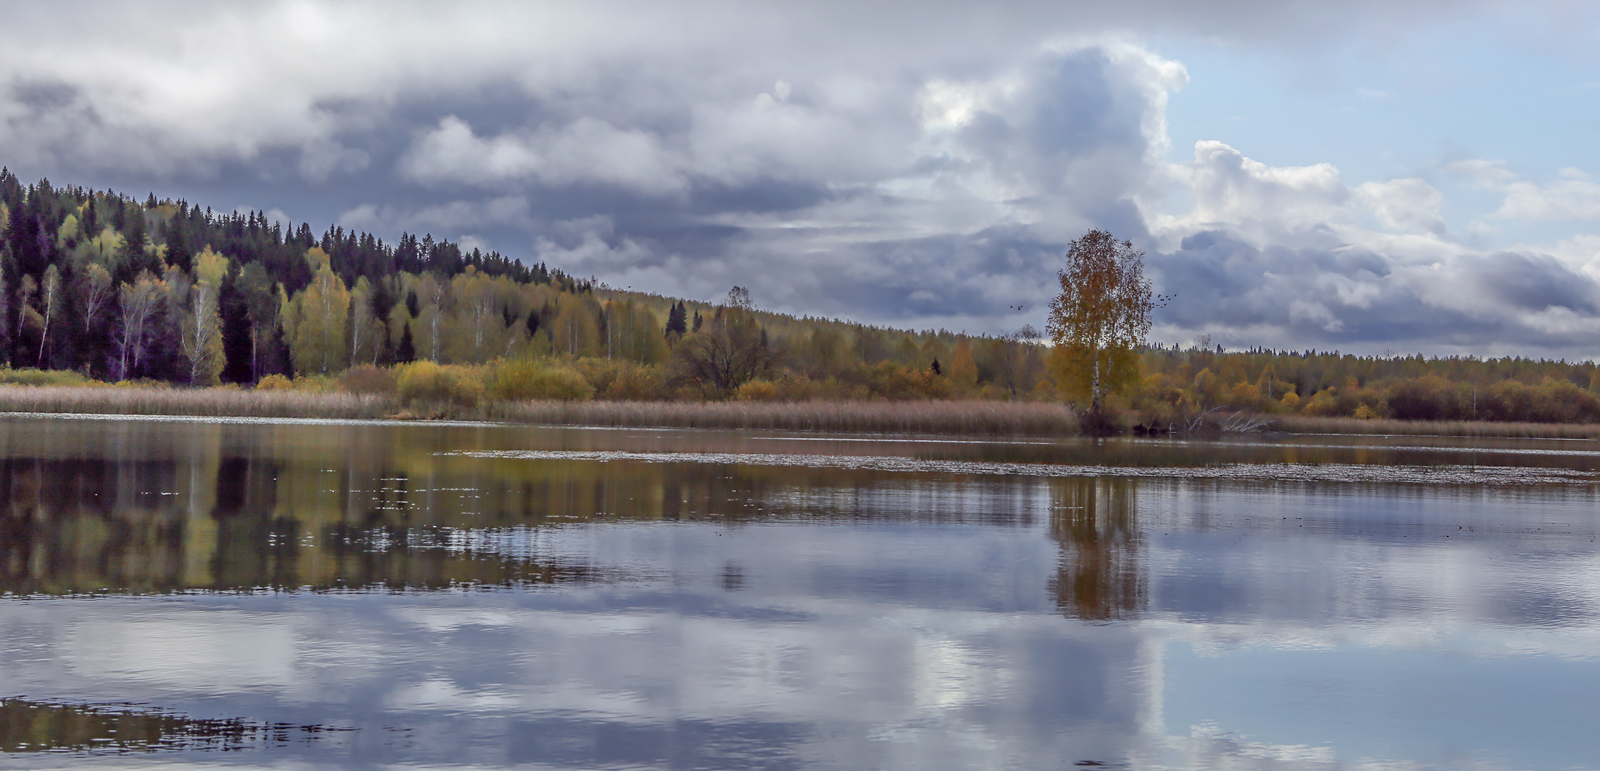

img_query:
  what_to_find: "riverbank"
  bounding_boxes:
[1266,414,1600,439]
[0,385,1081,437]
[3,384,1599,439]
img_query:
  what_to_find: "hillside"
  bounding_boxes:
[4,170,1600,428]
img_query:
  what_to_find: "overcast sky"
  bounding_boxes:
[3,0,1598,356]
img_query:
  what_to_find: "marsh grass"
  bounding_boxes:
[499,399,1082,437]
[9,383,1593,440]
[1268,414,1600,439]
[0,385,395,420]
[0,385,1079,436]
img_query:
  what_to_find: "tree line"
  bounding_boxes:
[5,173,1600,425]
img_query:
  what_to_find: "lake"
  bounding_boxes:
[0,414,1596,770]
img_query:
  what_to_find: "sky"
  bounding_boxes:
[1,0,1598,357]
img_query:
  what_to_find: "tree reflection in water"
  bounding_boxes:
[1048,477,1144,621]
[0,698,337,754]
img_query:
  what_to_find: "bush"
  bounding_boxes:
[865,362,949,400]
[255,374,294,391]
[491,360,594,402]
[570,359,664,400]
[1301,388,1339,416]
[339,364,397,395]
[1384,375,1462,420]
[397,361,486,408]
[0,367,93,387]
[734,379,780,402]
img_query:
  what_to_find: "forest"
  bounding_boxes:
[3,170,1600,426]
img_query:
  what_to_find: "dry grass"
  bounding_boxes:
[0,385,1081,437]
[21,383,1594,440]
[499,399,1082,437]
[0,385,394,420]
[1269,414,1600,439]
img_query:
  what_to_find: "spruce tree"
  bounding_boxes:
[396,324,416,363]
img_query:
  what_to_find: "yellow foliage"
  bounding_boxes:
[489,360,593,402]
[397,361,485,407]
[255,374,294,391]
[735,379,781,402]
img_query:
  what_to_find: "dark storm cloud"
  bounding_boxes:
[1151,232,1600,354]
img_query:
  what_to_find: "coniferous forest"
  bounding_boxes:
[4,170,1600,427]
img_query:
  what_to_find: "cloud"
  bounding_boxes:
[338,196,534,234]
[1355,178,1446,235]
[400,116,689,196]
[1175,140,1350,236]
[2,1,1598,355]
[1494,170,1600,221]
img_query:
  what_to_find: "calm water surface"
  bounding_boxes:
[0,415,1597,769]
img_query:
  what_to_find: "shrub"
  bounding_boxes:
[1301,388,1339,416]
[491,360,594,402]
[0,367,93,387]
[734,379,780,402]
[1384,375,1462,420]
[339,364,397,395]
[255,374,294,391]
[570,359,664,400]
[397,361,485,407]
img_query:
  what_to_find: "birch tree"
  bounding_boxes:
[1046,230,1156,415]
[116,271,165,380]
[286,249,350,375]
[349,276,380,366]
[181,247,229,385]
[36,265,60,365]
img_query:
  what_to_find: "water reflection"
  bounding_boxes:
[1050,478,1144,621]
[0,698,334,754]
[0,417,1596,770]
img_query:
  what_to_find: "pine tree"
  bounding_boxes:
[666,301,687,338]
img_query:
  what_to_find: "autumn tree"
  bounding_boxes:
[1047,230,1156,415]
[675,287,778,396]
[552,296,601,357]
[115,271,164,380]
[349,276,381,366]
[284,248,350,376]
[181,247,229,385]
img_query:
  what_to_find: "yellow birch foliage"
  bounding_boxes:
[286,248,350,376]
[1047,230,1155,412]
[181,247,229,385]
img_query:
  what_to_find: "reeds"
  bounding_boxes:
[498,399,1082,437]
[1268,414,1600,439]
[0,385,394,420]
[0,385,1081,437]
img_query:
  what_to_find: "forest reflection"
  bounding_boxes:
[0,698,334,754]
[0,422,1075,598]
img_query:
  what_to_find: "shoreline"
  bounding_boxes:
[0,384,1597,440]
